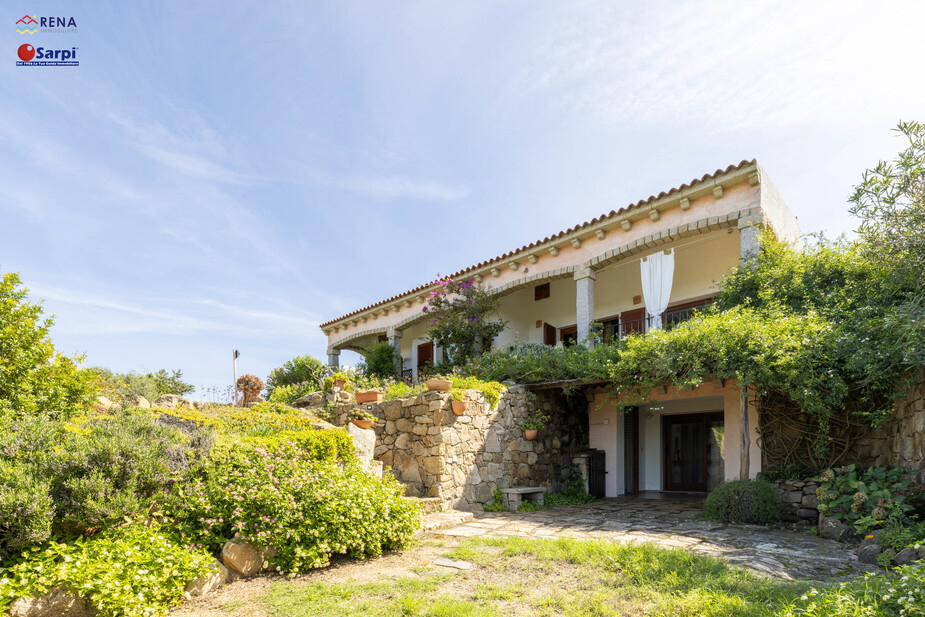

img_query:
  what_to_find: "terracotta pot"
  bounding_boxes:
[426,378,452,392]
[451,400,467,415]
[334,378,347,390]
[355,391,383,403]
[524,429,538,441]
[350,419,374,430]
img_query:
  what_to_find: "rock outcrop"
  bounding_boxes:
[154,394,180,408]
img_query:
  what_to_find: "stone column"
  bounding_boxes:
[387,328,403,376]
[738,213,765,263]
[574,268,597,347]
[327,348,340,368]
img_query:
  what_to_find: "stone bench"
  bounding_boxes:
[500,487,546,512]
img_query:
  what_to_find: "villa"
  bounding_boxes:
[319,160,802,500]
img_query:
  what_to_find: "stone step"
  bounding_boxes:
[407,496,443,514]
[422,510,474,533]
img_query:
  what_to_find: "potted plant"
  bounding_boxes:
[235,374,265,406]
[323,371,352,393]
[425,374,452,392]
[450,388,467,415]
[521,412,549,441]
[349,410,377,430]
[354,375,384,403]
[332,371,349,390]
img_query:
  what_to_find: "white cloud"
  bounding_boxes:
[29,284,327,338]
[513,1,925,130]
[29,284,219,335]
[104,111,259,186]
[301,167,470,201]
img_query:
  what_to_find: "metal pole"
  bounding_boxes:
[233,349,239,406]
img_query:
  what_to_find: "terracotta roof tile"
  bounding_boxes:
[320,159,756,328]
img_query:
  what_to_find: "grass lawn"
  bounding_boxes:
[257,537,813,617]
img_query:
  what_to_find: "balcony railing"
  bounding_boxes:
[596,304,708,344]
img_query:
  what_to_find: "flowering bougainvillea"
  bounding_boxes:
[423,275,506,367]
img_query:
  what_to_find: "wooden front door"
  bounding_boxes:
[620,308,646,337]
[417,342,433,372]
[663,412,724,491]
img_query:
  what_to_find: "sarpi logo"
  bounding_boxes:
[15,15,37,34]
[16,43,78,66]
[16,14,77,33]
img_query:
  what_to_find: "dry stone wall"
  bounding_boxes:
[332,386,588,511]
[853,374,925,476]
[771,478,819,524]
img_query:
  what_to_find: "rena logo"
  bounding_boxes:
[15,14,37,34]
[16,14,77,34]
[17,44,35,61]
[16,44,78,66]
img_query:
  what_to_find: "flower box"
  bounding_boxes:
[355,391,383,403]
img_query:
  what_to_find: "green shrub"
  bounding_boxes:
[464,342,589,385]
[702,479,778,525]
[51,413,206,534]
[876,515,925,552]
[0,411,202,537]
[168,440,421,572]
[0,270,96,419]
[448,374,505,409]
[0,460,53,563]
[517,499,543,512]
[384,380,425,401]
[360,342,400,380]
[88,367,194,403]
[782,560,925,617]
[483,488,506,512]
[815,464,918,532]
[156,405,335,439]
[267,355,325,398]
[545,465,595,508]
[0,523,213,617]
[758,462,819,482]
[267,381,317,404]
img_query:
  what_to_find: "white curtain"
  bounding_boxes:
[640,250,675,330]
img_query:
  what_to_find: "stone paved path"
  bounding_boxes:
[428,496,869,581]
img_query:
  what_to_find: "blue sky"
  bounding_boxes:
[4,1,924,398]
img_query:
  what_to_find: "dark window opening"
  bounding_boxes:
[560,325,578,348]
[534,283,550,301]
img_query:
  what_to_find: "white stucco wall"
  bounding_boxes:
[588,403,620,497]
[590,380,761,496]
[494,229,737,347]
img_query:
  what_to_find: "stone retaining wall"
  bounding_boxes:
[762,374,925,476]
[771,478,819,524]
[332,386,588,511]
[853,373,925,476]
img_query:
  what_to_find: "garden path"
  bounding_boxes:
[428,495,869,581]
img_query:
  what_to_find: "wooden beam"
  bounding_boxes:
[739,390,750,481]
